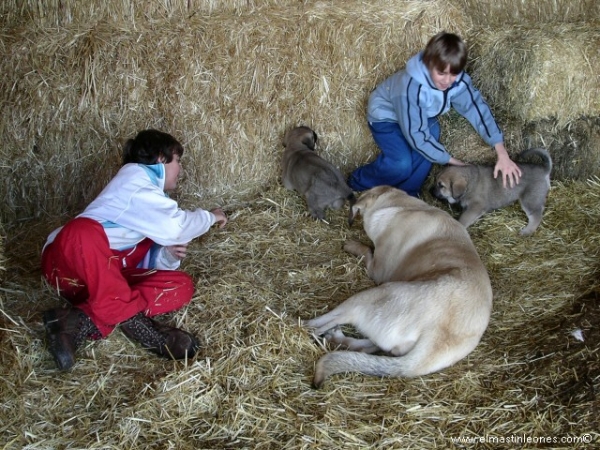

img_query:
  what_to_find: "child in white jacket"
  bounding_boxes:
[42,129,227,370]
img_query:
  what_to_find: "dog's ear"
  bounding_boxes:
[348,202,362,226]
[349,189,379,225]
[450,174,468,199]
[347,193,360,226]
[301,130,317,151]
[282,130,290,147]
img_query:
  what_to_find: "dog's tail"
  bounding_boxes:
[519,147,552,174]
[313,351,424,388]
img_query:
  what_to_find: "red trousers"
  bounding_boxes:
[42,217,195,337]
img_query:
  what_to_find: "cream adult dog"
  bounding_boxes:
[431,148,552,235]
[304,185,492,388]
[282,126,355,220]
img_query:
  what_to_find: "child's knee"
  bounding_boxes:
[173,272,195,305]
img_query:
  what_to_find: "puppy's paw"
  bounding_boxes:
[309,209,326,221]
[519,227,536,236]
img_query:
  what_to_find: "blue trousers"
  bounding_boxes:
[348,119,440,197]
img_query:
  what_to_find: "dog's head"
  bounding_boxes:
[431,167,468,205]
[348,185,412,225]
[282,126,318,151]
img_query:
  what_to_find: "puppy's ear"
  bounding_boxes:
[302,131,316,151]
[282,131,289,147]
[451,174,468,199]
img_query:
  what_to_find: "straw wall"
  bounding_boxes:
[468,23,600,126]
[0,0,468,226]
[440,113,600,181]
[3,1,600,227]
[455,0,600,26]
[1,1,600,449]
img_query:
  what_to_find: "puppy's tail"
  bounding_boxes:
[313,351,422,388]
[519,147,552,174]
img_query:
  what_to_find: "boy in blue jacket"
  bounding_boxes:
[348,32,521,196]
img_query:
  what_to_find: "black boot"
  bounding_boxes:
[120,313,199,360]
[43,307,100,370]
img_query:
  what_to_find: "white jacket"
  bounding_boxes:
[44,163,216,270]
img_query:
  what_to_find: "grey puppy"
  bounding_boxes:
[282,126,355,220]
[431,147,552,235]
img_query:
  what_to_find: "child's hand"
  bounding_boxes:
[493,144,522,188]
[210,208,228,228]
[165,243,189,261]
[494,158,521,188]
[448,157,468,166]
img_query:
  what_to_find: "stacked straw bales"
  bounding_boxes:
[469,24,600,126]
[0,0,467,225]
[442,2,600,179]
[455,0,600,26]
[2,0,600,224]
[1,0,600,448]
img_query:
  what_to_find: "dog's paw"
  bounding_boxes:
[343,240,368,256]
[519,227,536,236]
[322,326,345,342]
[309,210,326,221]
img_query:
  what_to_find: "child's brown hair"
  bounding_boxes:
[122,129,184,166]
[422,32,467,75]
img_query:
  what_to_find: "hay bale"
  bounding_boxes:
[521,117,600,180]
[0,0,469,225]
[0,223,4,278]
[440,113,600,180]
[0,0,319,26]
[468,23,600,126]
[455,0,600,26]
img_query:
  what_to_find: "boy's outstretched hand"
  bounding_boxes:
[493,143,522,188]
[210,208,228,228]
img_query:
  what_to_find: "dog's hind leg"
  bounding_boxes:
[304,289,376,337]
[305,191,326,220]
[303,309,347,335]
[324,327,381,353]
[519,201,544,235]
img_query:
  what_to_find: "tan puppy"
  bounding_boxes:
[431,148,552,235]
[282,126,355,220]
[304,186,492,388]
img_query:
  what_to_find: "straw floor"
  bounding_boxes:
[1,179,599,449]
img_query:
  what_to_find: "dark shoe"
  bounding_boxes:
[120,313,199,360]
[43,307,99,370]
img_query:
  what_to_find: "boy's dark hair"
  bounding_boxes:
[122,129,184,165]
[422,32,467,75]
